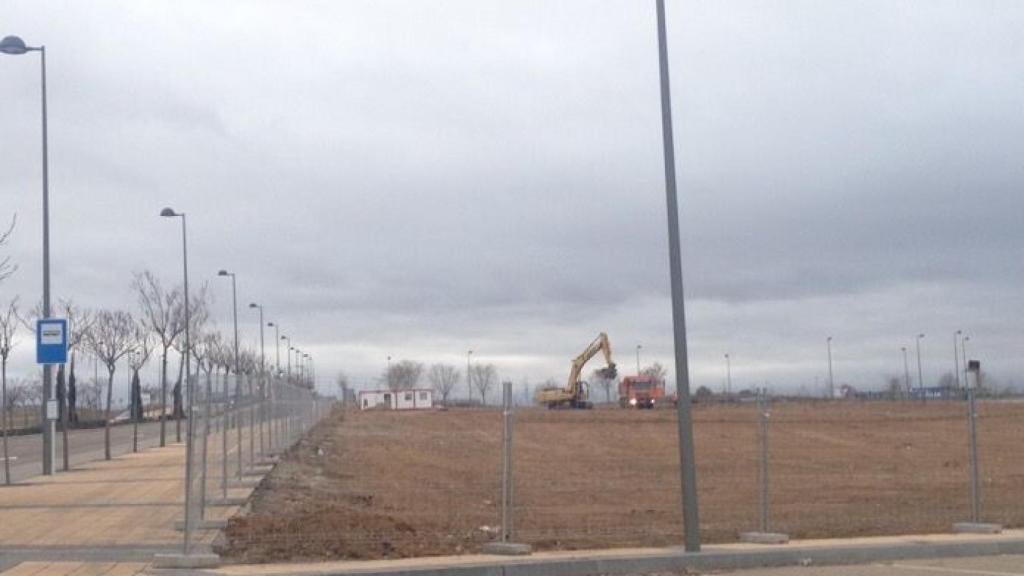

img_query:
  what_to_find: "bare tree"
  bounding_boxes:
[384,360,424,391]
[79,379,103,412]
[133,271,185,447]
[0,298,19,484]
[86,310,135,460]
[0,216,17,284]
[641,362,667,383]
[169,285,211,440]
[60,299,93,424]
[335,371,350,406]
[128,321,153,453]
[427,364,459,406]
[471,363,497,405]
[5,379,31,430]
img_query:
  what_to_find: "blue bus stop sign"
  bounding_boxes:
[36,318,68,365]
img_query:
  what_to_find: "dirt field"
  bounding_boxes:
[221,400,1024,562]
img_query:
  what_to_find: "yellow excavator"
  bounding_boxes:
[535,332,617,409]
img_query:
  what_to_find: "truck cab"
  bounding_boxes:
[618,375,665,409]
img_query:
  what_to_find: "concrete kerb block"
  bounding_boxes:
[173,519,229,531]
[739,531,790,545]
[480,542,533,556]
[953,522,1003,534]
[152,552,221,569]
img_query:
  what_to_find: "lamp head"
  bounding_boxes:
[0,36,30,55]
[249,302,258,309]
[267,322,275,327]
[217,270,229,277]
[160,207,178,217]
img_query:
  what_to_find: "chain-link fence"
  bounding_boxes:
[216,383,1024,563]
[180,373,327,555]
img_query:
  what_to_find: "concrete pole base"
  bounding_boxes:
[243,467,272,477]
[739,531,790,545]
[481,542,532,556]
[152,552,221,569]
[953,522,1003,534]
[174,519,229,531]
[228,479,260,488]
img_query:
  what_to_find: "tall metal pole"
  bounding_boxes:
[916,333,925,391]
[655,0,700,552]
[252,305,265,455]
[826,337,834,399]
[270,323,280,375]
[466,350,473,403]
[902,347,910,395]
[967,387,980,522]
[162,209,193,555]
[283,336,291,381]
[954,330,962,389]
[230,275,241,480]
[38,45,55,476]
[725,353,732,395]
[636,344,642,375]
[962,336,970,392]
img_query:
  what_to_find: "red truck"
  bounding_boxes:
[618,374,665,409]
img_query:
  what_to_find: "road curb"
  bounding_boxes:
[195,537,1024,576]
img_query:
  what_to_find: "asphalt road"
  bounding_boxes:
[0,420,173,483]
[700,554,1024,575]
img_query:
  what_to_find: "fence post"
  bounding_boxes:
[967,387,980,523]
[759,388,770,533]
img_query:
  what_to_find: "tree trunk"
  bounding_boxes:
[174,350,184,442]
[2,356,10,485]
[68,355,77,423]
[105,367,115,460]
[159,347,168,447]
[131,368,141,453]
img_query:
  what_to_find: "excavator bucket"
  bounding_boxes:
[596,363,617,380]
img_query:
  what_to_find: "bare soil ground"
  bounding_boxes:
[220,400,1024,563]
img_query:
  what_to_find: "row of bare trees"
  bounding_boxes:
[337,359,500,406]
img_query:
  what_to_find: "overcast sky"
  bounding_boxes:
[1,1,1021,400]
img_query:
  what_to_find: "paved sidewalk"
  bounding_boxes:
[0,443,248,549]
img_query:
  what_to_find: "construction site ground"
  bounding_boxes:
[221,400,1024,563]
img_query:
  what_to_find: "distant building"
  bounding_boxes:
[358,388,433,411]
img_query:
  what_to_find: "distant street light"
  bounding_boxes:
[159,207,194,554]
[466,350,473,403]
[724,353,732,395]
[901,347,910,394]
[2,34,55,475]
[267,322,280,376]
[217,269,242,480]
[826,337,834,399]
[281,335,291,380]
[916,333,926,391]
[249,303,265,454]
[636,344,642,375]
[962,336,971,388]
[954,330,962,389]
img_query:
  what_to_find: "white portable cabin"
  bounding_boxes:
[358,388,433,411]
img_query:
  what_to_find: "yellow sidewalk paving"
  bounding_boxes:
[0,442,248,548]
[0,562,148,576]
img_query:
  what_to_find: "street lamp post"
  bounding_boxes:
[915,333,926,392]
[2,35,55,475]
[268,322,280,375]
[826,337,834,399]
[901,347,910,395]
[636,344,642,375]
[954,330,962,389]
[217,270,242,480]
[724,353,732,395]
[249,303,265,456]
[281,336,291,381]
[160,207,194,555]
[654,0,700,552]
[466,350,473,403]
[962,336,971,388]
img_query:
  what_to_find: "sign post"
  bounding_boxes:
[36,318,67,475]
